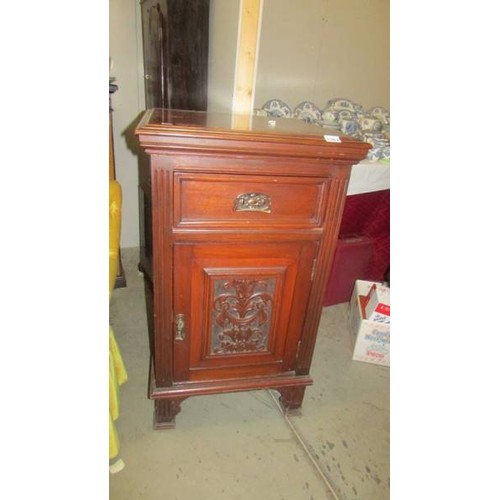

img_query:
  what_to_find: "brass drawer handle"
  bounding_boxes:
[233,192,272,213]
[175,314,186,341]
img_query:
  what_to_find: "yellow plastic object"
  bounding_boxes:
[109,326,128,459]
[109,180,127,460]
[109,180,122,295]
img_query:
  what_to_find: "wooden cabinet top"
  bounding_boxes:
[136,109,371,162]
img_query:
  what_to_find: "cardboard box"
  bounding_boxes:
[348,280,390,366]
[363,282,390,324]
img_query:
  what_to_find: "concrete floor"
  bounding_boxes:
[110,248,389,500]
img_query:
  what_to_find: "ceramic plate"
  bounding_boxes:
[293,101,322,123]
[261,99,292,118]
[337,109,356,121]
[325,99,363,114]
[317,120,341,130]
[366,106,390,123]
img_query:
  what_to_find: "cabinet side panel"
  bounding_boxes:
[151,165,174,386]
[296,173,351,375]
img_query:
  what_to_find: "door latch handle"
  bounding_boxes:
[175,314,186,341]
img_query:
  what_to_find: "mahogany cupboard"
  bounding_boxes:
[135,109,370,428]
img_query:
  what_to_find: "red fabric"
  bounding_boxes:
[323,235,374,306]
[324,190,390,305]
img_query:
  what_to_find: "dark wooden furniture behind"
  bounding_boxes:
[135,109,370,428]
[140,0,209,111]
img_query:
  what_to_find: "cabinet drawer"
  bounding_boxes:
[173,172,329,229]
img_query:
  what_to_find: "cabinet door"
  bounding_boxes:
[172,241,318,382]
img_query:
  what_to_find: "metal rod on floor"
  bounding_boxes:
[266,390,341,500]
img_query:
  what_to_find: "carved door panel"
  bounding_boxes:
[173,241,318,382]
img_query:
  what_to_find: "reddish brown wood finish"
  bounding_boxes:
[136,109,370,428]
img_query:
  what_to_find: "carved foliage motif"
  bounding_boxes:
[211,278,275,354]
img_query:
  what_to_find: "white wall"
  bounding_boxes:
[207,0,240,113]
[109,0,145,248]
[255,0,390,111]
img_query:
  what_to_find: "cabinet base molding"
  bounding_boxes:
[149,370,313,429]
